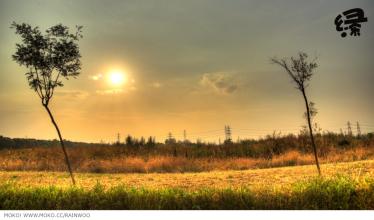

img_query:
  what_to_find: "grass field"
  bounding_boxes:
[0,160,373,209]
[1,160,373,189]
[1,145,373,173]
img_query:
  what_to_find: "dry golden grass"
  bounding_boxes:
[1,146,373,173]
[1,160,373,191]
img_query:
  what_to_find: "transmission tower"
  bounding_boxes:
[356,121,361,137]
[347,121,352,136]
[224,125,232,143]
[168,132,173,140]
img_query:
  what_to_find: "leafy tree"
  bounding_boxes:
[146,136,156,147]
[125,135,134,147]
[271,52,321,175]
[139,137,146,146]
[11,22,83,184]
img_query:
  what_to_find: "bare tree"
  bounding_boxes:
[11,22,83,184]
[271,52,321,175]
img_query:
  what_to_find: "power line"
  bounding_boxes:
[187,129,223,135]
[156,122,374,143]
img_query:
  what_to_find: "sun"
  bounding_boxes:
[108,70,126,86]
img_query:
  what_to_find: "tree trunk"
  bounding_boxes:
[301,88,321,175]
[43,104,76,185]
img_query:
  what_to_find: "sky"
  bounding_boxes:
[0,0,373,143]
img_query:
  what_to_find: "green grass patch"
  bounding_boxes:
[0,176,373,210]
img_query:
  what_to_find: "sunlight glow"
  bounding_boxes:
[108,70,127,86]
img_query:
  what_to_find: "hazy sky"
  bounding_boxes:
[0,0,373,143]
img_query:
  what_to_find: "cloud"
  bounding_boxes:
[151,82,162,88]
[54,90,89,99]
[200,72,238,95]
[95,89,124,95]
[90,73,103,81]
[89,71,137,95]
[95,86,137,95]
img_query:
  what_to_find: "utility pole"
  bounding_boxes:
[347,121,352,136]
[356,122,361,137]
[116,132,120,145]
[183,130,187,142]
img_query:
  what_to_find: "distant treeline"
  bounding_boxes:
[0,136,100,149]
[1,132,374,173]
[1,131,373,159]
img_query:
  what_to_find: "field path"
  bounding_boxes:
[1,160,373,190]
